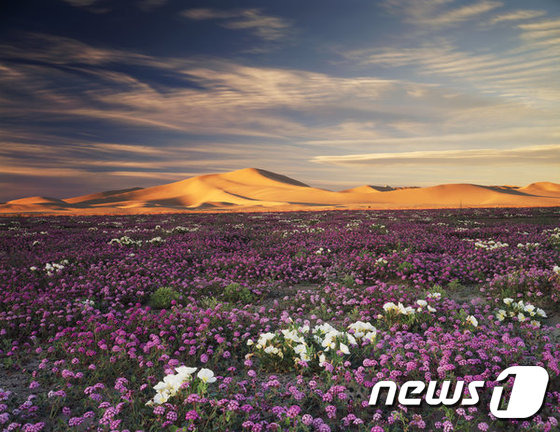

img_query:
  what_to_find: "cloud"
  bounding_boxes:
[346,35,560,105]
[518,18,560,31]
[0,33,155,66]
[384,0,503,27]
[182,8,291,40]
[490,9,546,24]
[311,144,560,166]
[1,30,559,199]
[2,33,558,159]
[427,1,503,26]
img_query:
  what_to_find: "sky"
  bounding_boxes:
[1,0,559,201]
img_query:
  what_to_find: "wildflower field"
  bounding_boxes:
[1,208,560,432]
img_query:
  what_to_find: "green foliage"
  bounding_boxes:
[397,261,414,274]
[149,286,180,309]
[199,296,220,310]
[382,308,431,330]
[370,223,388,234]
[347,306,362,322]
[222,283,254,303]
[310,303,334,320]
[447,279,463,291]
[340,274,356,287]
[429,284,447,297]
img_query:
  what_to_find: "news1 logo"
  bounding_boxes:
[369,366,549,419]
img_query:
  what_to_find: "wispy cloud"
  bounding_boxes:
[312,144,560,166]
[1,25,559,199]
[384,0,503,27]
[518,18,560,31]
[427,1,503,26]
[182,8,291,41]
[490,9,546,24]
[346,35,560,105]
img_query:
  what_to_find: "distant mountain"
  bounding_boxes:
[2,168,560,215]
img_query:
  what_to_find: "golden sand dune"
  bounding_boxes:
[7,196,68,206]
[342,185,382,194]
[65,187,144,205]
[1,169,559,215]
[518,182,560,198]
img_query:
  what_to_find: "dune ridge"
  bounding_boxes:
[2,168,560,215]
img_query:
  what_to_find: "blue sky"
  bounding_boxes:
[1,0,559,200]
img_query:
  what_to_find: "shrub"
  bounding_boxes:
[447,279,463,291]
[149,286,180,309]
[223,283,253,303]
[397,261,414,275]
[199,296,220,310]
[340,274,356,287]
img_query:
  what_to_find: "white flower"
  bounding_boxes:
[312,323,337,334]
[147,391,170,405]
[339,343,350,355]
[348,321,376,339]
[175,366,197,379]
[383,302,399,313]
[257,332,276,346]
[496,309,506,321]
[466,315,478,327]
[553,265,560,275]
[321,332,338,351]
[427,292,441,300]
[197,368,217,384]
[246,339,254,346]
[417,300,427,308]
[427,306,437,313]
[281,329,305,344]
[524,304,536,316]
[264,346,277,355]
[503,298,514,305]
[154,374,183,397]
[536,308,547,318]
[517,313,526,322]
[398,303,415,315]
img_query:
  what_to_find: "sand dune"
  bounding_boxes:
[7,196,69,206]
[65,187,144,205]
[1,169,559,215]
[518,182,560,198]
[342,185,382,194]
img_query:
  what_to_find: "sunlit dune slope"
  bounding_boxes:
[63,168,376,208]
[518,182,560,198]
[1,169,559,215]
[7,196,68,205]
[65,187,144,205]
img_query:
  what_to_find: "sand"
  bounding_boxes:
[1,168,559,215]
